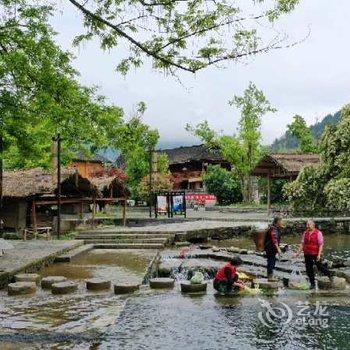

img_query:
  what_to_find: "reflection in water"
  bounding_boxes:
[42,263,94,280]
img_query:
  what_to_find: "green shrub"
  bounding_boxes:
[203,165,242,205]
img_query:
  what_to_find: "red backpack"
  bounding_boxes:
[253,227,270,252]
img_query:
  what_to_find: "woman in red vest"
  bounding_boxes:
[213,258,245,294]
[296,219,332,289]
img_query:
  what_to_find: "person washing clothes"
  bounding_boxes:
[264,217,284,281]
[295,219,332,289]
[213,259,245,295]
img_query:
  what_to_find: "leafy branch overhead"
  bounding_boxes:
[0,1,158,168]
[68,0,302,74]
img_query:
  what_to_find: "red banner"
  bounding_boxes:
[185,193,217,204]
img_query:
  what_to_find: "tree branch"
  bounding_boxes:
[67,0,196,73]
[158,14,266,52]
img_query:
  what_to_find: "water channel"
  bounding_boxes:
[0,234,349,349]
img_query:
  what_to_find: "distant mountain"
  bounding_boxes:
[271,110,341,151]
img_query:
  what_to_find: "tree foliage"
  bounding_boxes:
[0,0,163,186]
[0,0,126,168]
[138,172,172,201]
[203,165,242,205]
[286,115,317,153]
[284,104,350,213]
[187,82,275,201]
[65,0,301,74]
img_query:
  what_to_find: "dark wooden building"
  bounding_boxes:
[159,145,231,191]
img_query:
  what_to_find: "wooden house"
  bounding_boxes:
[159,145,231,191]
[68,153,112,179]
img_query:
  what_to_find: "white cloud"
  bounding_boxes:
[51,0,350,146]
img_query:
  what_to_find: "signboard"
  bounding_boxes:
[154,191,186,218]
[172,195,184,214]
[156,195,168,214]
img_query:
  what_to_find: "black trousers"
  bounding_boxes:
[266,253,277,277]
[304,254,331,287]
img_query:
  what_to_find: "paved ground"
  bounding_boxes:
[0,240,83,287]
[113,207,270,222]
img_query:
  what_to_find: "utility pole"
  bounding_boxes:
[53,134,62,238]
[149,148,153,218]
[0,134,3,216]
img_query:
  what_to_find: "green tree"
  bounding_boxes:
[65,0,300,74]
[284,104,350,213]
[187,82,276,202]
[0,1,125,170]
[287,115,317,153]
[203,165,242,205]
[0,1,164,206]
[113,105,164,197]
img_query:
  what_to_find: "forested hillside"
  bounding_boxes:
[271,111,341,151]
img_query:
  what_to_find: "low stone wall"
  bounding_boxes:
[283,218,350,235]
[205,206,267,213]
[175,218,350,243]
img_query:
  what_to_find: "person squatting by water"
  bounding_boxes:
[264,217,284,281]
[296,219,333,289]
[213,258,245,295]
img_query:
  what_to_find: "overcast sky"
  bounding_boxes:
[52,0,350,148]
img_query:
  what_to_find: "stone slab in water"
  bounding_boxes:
[253,278,279,289]
[318,276,346,290]
[86,278,111,291]
[333,268,350,283]
[150,278,175,289]
[175,242,191,247]
[181,281,207,293]
[51,281,78,295]
[15,273,41,285]
[41,276,67,289]
[114,283,140,295]
[8,282,36,296]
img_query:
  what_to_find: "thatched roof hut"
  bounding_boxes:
[91,176,130,198]
[2,168,98,198]
[251,153,321,179]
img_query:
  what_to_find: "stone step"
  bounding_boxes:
[114,283,140,295]
[149,278,175,289]
[8,282,37,296]
[81,238,169,244]
[52,281,78,295]
[86,278,111,291]
[93,243,165,249]
[78,229,182,236]
[54,244,94,263]
[76,233,173,239]
[15,273,41,285]
[75,235,172,242]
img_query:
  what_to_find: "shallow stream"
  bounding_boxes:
[0,235,349,349]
